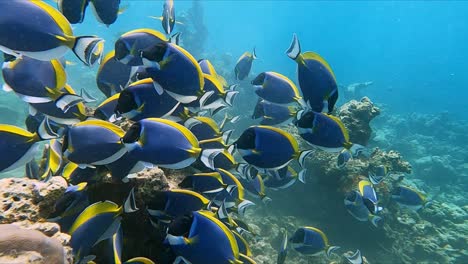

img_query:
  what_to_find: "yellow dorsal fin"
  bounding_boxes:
[325,114,350,143]
[75,120,125,138]
[302,52,336,81]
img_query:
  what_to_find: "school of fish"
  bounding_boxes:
[0,1,431,264]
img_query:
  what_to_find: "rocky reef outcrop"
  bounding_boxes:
[338,96,381,145]
[0,177,72,263]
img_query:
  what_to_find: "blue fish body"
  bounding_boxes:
[122,118,200,169]
[166,211,240,264]
[63,120,127,166]
[236,126,298,169]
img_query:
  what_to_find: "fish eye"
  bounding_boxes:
[141,42,167,62]
[115,90,137,114]
[121,123,141,143]
[251,72,266,85]
[296,111,314,128]
[291,228,305,243]
[114,40,129,60]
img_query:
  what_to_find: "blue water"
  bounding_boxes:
[45,0,468,119]
[1,1,467,263]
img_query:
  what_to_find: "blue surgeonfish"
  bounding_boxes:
[344,191,382,228]
[62,120,127,167]
[0,0,104,66]
[96,50,133,97]
[2,57,84,112]
[114,78,180,121]
[251,71,305,106]
[57,0,89,24]
[0,123,56,174]
[48,182,89,233]
[140,42,204,103]
[235,125,314,170]
[234,48,257,81]
[344,249,364,264]
[69,201,125,263]
[29,84,89,125]
[105,223,155,264]
[184,116,233,142]
[263,166,306,190]
[286,34,338,113]
[290,226,340,258]
[88,0,122,26]
[358,180,382,214]
[391,186,430,211]
[252,100,297,126]
[197,147,238,172]
[294,110,364,167]
[149,0,180,36]
[61,162,105,185]
[104,151,147,183]
[114,28,169,66]
[94,94,120,122]
[178,172,228,195]
[208,169,255,216]
[197,74,238,113]
[24,138,62,181]
[277,229,288,264]
[121,118,205,169]
[165,211,245,264]
[238,174,271,203]
[368,165,389,185]
[147,189,210,224]
[198,59,229,88]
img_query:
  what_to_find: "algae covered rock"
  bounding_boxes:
[0,223,71,264]
[338,97,380,145]
[0,176,67,223]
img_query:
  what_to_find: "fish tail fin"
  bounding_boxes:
[149,16,163,21]
[252,47,257,59]
[349,143,366,157]
[169,32,182,45]
[124,188,139,213]
[55,93,84,113]
[326,246,340,258]
[237,199,255,217]
[298,150,314,168]
[199,90,215,109]
[37,117,61,140]
[25,159,40,180]
[39,139,63,180]
[72,36,105,66]
[80,89,97,103]
[261,195,272,204]
[222,129,234,144]
[277,229,289,264]
[228,84,239,91]
[345,249,363,264]
[200,149,224,170]
[337,149,352,168]
[298,169,307,183]
[224,90,239,107]
[369,215,383,228]
[286,33,301,61]
[227,144,236,156]
[210,103,227,117]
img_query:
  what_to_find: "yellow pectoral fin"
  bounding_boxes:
[137,103,145,113]
[149,16,163,21]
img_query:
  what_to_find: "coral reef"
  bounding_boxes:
[338,97,381,145]
[0,177,72,263]
[1,95,467,264]
[0,177,67,223]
